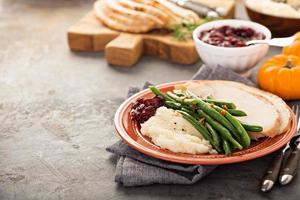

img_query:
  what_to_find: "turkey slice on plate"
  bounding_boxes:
[219,81,292,136]
[183,81,288,138]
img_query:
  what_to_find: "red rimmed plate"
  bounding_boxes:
[114,81,297,165]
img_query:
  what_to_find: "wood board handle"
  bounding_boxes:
[68,12,119,51]
[105,34,144,67]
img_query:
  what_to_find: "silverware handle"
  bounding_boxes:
[182,1,213,17]
[279,143,300,185]
[260,151,284,192]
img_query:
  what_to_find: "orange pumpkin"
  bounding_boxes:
[294,32,300,41]
[282,41,300,57]
[258,54,300,100]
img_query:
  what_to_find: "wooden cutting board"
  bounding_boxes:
[67,0,235,67]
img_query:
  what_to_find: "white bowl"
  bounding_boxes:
[192,19,272,72]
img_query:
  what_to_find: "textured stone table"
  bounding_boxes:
[0,0,299,199]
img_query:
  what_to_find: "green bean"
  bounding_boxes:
[240,122,263,132]
[149,86,173,102]
[166,92,178,102]
[180,91,242,143]
[183,98,198,105]
[177,110,222,153]
[206,95,215,100]
[166,92,199,115]
[188,98,239,137]
[181,107,198,118]
[212,105,251,147]
[203,99,236,109]
[205,122,221,152]
[173,90,186,97]
[197,110,243,150]
[186,91,199,99]
[167,92,199,105]
[222,139,232,155]
[227,109,247,117]
[166,92,185,103]
[186,90,235,110]
[164,101,196,117]
[165,101,181,110]
[177,110,211,139]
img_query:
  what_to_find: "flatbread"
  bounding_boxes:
[94,0,154,33]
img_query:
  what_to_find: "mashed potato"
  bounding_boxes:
[140,107,215,154]
[246,0,300,18]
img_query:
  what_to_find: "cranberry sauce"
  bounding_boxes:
[198,26,265,47]
[130,96,164,124]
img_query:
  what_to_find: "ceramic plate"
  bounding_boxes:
[114,81,296,165]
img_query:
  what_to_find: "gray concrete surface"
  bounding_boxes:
[0,0,299,199]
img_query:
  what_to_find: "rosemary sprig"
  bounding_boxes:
[169,17,219,41]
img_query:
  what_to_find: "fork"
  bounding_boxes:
[279,105,300,185]
[246,36,296,47]
[261,105,300,192]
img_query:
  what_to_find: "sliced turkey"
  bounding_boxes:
[183,81,291,138]
[218,81,292,136]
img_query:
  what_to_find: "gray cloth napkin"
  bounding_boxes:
[106,65,254,187]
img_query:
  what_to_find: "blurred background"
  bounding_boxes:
[1,0,299,200]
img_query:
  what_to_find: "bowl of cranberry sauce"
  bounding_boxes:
[193,20,271,73]
[199,26,266,48]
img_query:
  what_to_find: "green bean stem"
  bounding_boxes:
[203,99,236,109]
[240,122,263,132]
[227,109,247,117]
[149,86,174,102]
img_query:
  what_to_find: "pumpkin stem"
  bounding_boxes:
[284,59,294,68]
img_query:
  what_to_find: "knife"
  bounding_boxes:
[167,0,226,17]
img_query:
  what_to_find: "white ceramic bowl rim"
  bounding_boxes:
[192,19,272,51]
